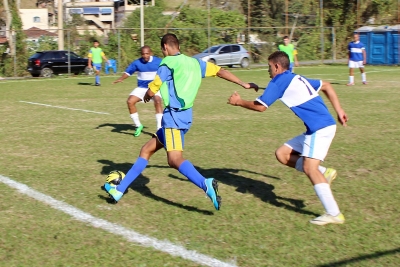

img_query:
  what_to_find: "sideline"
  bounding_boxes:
[0,174,238,267]
[19,101,110,115]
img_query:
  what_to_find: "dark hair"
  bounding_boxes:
[283,36,289,40]
[268,51,290,70]
[93,40,99,43]
[160,33,179,49]
[141,45,152,52]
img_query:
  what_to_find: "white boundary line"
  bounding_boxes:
[0,174,237,267]
[19,101,110,115]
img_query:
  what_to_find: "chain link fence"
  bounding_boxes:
[0,26,343,78]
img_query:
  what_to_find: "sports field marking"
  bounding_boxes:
[0,174,237,267]
[19,101,110,115]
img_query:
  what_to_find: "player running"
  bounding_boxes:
[104,33,258,210]
[113,46,163,136]
[228,51,348,225]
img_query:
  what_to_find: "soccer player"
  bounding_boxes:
[88,40,110,86]
[104,33,259,210]
[227,51,348,225]
[113,46,163,136]
[347,32,367,85]
[278,36,299,72]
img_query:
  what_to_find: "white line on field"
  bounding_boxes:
[19,101,110,115]
[0,174,237,267]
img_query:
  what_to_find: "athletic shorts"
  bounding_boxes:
[129,87,161,102]
[93,63,102,71]
[154,128,188,152]
[284,125,336,161]
[348,60,364,68]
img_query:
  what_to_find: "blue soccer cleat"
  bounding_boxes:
[205,178,221,210]
[104,183,124,203]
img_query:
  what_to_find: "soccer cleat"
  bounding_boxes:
[95,83,101,86]
[104,183,124,202]
[134,125,144,137]
[310,213,345,225]
[205,178,221,210]
[362,81,367,85]
[324,168,337,186]
[346,83,354,86]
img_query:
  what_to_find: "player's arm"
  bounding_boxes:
[101,51,110,64]
[293,49,299,66]
[88,50,92,68]
[201,61,259,91]
[362,48,367,64]
[320,81,348,126]
[227,91,266,112]
[144,65,170,102]
[113,62,136,84]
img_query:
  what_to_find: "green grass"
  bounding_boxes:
[0,64,399,266]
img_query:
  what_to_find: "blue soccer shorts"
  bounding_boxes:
[93,63,102,72]
[154,128,188,151]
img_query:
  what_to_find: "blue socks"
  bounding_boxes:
[178,160,206,191]
[117,157,148,193]
[95,75,100,84]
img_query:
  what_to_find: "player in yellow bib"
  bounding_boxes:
[88,40,110,86]
[278,36,299,73]
[104,33,259,210]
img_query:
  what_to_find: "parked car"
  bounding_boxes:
[192,44,250,68]
[27,50,93,77]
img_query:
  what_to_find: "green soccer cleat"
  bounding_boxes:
[104,183,124,203]
[134,125,144,137]
[205,178,221,210]
[310,213,345,225]
[324,168,337,186]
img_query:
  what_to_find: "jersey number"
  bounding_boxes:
[298,77,313,95]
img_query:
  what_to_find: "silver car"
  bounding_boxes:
[192,44,250,68]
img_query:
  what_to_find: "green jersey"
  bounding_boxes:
[278,44,295,63]
[88,47,105,64]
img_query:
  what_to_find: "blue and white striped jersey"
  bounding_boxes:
[256,71,336,134]
[124,56,162,88]
[348,41,365,61]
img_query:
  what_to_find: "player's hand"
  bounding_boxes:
[337,109,348,126]
[227,91,241,106]
[143,89,155,103]
[244,82,259,92]
[295,62,299,67]
[113,79,123,84]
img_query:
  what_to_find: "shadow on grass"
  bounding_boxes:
[77,82,93,86]
[146,164,319,217]
[97,159,213,215]
[95,123,153,137]
[316,247,400,267]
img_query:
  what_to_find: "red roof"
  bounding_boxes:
[24,27,58,39]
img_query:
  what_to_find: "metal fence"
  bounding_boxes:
[0,26,343,77]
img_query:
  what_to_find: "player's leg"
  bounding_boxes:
[289,62,294,73]
[93,63,102,86]
[164,128,221,210]
[275,134,336,184]
[347,61,355,85]
[359,65,367,84]
[104,136,164,201]
[128,88,147,136]
[300,125,344,225]
[153,93,163,131]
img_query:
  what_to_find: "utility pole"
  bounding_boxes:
[285,0,288,35]
[320,0,324,64]
[140,0,144,47]
[58,0,64,50]
[248,0,250,45]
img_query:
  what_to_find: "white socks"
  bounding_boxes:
[294,157,326,174]
[314,183,340,216]
[130,113,141,127]
[361,72,367,82]
[156,113,163,130]
[349,76,354,83]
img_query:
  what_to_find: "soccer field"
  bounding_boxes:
[0,65,399,266]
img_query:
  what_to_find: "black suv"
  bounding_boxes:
[27,50,93,77]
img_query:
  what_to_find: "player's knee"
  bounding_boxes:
[275,146,289,164]
[154,96,162,105]
[302,163,318,177]
[127,98,137,106]
[167,156,182,169]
